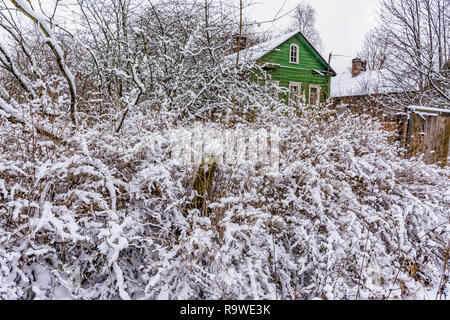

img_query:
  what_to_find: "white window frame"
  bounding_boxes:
[289,82,301,106]
[289,44,299,64]
[309,84,321,105]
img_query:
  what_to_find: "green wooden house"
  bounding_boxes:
[230,30,336,105]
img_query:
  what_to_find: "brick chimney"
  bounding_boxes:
[352,58,366,77]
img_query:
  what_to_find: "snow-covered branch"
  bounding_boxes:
[10,0,78,125]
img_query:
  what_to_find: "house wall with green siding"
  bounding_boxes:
[257,34,332,104]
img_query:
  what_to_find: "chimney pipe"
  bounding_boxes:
[352,58,365,77]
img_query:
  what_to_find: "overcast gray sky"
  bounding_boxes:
[238,0,381,73]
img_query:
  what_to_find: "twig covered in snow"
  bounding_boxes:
[10,0,78,125]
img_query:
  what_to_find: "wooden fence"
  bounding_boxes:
[406,106,450,167]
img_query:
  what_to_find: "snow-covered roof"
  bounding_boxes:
[330,69,404,98]
[227,30,334,75]
[227,30,301,63]
[407,105,450,116]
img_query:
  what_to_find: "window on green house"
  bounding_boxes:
[289,82,301,106]
[289,44,299,64]
[309,85,320,105]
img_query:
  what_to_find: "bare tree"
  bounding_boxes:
[357,27,392,71]
[374,0,450,107]
[286,1,323,51]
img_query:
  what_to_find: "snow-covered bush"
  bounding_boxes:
[0,0,448,300]
[1,97,448,299]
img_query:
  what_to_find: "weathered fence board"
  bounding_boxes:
[407,109,450,167]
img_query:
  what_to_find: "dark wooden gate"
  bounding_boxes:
[406,106,450,167]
